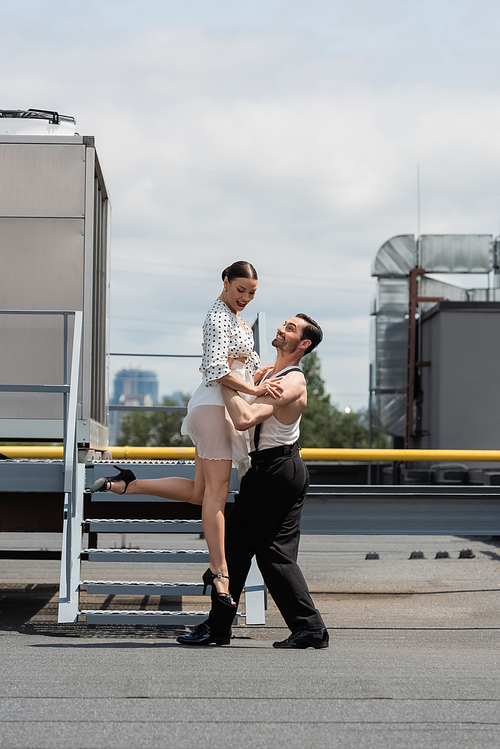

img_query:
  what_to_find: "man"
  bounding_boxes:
[177,313,328,649]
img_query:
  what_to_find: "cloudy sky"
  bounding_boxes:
[3,0,500,409]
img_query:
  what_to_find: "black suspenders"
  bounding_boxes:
[253,366,303,451]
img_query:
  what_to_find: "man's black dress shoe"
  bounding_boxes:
[176,621,231,646]
[273,628,329,649]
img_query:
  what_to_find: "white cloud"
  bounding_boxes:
[2,2,500,407]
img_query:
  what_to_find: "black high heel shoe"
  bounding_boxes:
[89,465,136,495]
[202,568,236,609]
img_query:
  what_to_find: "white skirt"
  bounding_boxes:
[181,360,252,478]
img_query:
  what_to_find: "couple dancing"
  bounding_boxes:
[93,260,328,649]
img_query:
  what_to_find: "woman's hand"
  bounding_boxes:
[254,365,274,385]
[254,377,284,400]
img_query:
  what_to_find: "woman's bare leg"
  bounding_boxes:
[107,451,205,505]
[198,457,232,599]
[106,453,232,597]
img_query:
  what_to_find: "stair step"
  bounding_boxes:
[85,519,203,533]
[83,548,209,563]
[83,580,206,596]
[89,493,235,503]
[80,609,210,625]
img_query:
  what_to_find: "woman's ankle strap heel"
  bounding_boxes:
[202,569,236,609]
[89,465,136,494]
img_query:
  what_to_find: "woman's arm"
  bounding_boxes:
[201,303,278,394]
[254,365,274,385]
[217,371,283,399]
[221,374,304,430]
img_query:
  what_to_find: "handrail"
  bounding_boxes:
[63,311,83,495]
[59,311,83,615]
[0,309,84,621]
[0,311,81,462]
[109,405,186,413]
[0,385,70,393]
[5,446,500,462]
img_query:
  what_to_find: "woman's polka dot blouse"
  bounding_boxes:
[200,299,261,386]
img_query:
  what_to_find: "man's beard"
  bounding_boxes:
[272,337,298,354]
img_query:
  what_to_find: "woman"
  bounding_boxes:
[91,261,282,608]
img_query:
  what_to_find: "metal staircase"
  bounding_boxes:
[80,482,211,625]
[0,309,267,630]
[59,460,267,626]
[75,462,215,626]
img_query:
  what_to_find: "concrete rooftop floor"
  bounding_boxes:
[1,532,500,748]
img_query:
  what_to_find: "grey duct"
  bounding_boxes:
[371,234,497,437]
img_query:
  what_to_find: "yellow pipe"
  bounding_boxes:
[4,446,500,462]
[300,448,500,462]
[111,446,196,461]
[2,446,65,459]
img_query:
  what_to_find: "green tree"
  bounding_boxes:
[299,352,338,447]
[300,352,389,448]
[117,356,390,449]
[117,395,193,447]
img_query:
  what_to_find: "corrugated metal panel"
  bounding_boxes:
[419,276,468,313]
[420,235,493,273]
[375,316,408,390]
[377,393,406,437]
[469,288,488,302]
[91,175,109,426]
[468,287,500,302]
[372,235,415,277]
[370,277,408,436]
[375,278,408,313]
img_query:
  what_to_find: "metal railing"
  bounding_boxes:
[0,309,84,622]
[58,312,84,623]
[0,309,82,468]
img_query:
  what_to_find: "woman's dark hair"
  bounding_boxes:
[296,313,323,356]
[222,261,258,283]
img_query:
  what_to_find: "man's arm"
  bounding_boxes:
[221,373,305,431]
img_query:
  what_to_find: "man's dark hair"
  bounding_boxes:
[296,313,323,356]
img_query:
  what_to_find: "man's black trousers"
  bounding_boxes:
[208,444,325,636]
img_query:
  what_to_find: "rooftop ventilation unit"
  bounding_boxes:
[371,234,500,445]
[0,109,77,136]
[0,123,109,450]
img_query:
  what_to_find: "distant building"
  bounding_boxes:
[167,391,185,406]
[112,369,159,405]
[109,369,159,444]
